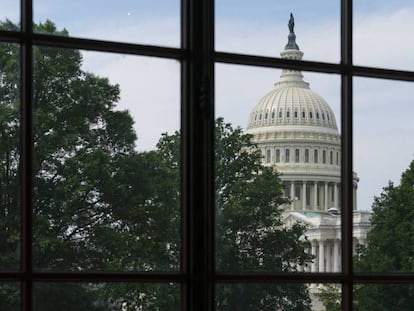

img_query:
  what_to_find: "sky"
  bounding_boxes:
[1,0,414,212]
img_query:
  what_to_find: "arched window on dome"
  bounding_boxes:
[309,111,313,119]
[314,149,318,163]
[305,149,309,163]
[323,150,326,164]
[316,112,320,119]
[271,111,275,119]
[330,150,333,164]
[286,110,290,118]
[276,149,280,162]
[302,111,305,118]
[259,113,262,120]
[266,149,271,163]
[285,149,290,163]
[322,112,325,120]
[295,149,300,163]
[294,110,298,118]
[279,110,282,118]
[254,114,257,121]
[336,151,339,165]
[327,113,330,121]
[265,112,268,119]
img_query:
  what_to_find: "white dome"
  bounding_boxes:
[246,48,337,133]
[246,76,338,132]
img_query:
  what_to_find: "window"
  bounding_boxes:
[295,148,300,163]
[330,150,333,164]
[302,111,306,118]
[5,1,412,310]
[305,149,309,163]
[285,149,290,162]
[323,150,327,163]
[276,149,281,162]
[294,110,298,118]
[286,110,290,118]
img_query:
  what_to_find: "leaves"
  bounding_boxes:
[355,159,414,310]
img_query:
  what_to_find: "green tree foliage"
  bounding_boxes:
[154,119,313,310]
[0,20,179,310]
[355,159,414,310]
[315,284,341,311]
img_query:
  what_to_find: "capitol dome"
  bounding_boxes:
[246,67,338,132]
[248,15,370,288]
[245,19,353,213]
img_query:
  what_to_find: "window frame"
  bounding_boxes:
[0,1,412,310]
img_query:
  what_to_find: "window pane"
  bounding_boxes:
[354,78,414,273]
[0,282,20,311]
[0,42,20,270]
[215,0,340,63]
[33,0,180,47]
[33,282,180,310]
[0,1,19,28]
[354,284,414,310]
[354,0,414,70]
[216,283,341,311]
[32,46,180,272]
[215,62,342,274]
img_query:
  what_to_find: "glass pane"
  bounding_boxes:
[354,78,414,273]
[215,63,341,273]
[0,1,19,28]
[215,0,340,63]
[354,0,414,70]
[34,282,180,310]
[216,283,341,311]
[0,282,20,311]
[354,284,414,310]
[32,46,180,272]
[33,0,180,47]
[0,42,20,270]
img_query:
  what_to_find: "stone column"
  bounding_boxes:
[313,182,318,210]
[333,240,339,272]
[353,184,357,210]
[318,239,325,272]
[311,242,317,272]
[334,183,338,208]
[324,182,329,211]
[290,182,295,210]
[302,182,307,210]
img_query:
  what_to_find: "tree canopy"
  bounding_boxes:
[0,20,312,310]
[355,159,414,310]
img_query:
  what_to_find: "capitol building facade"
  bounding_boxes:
[245,21,370,276]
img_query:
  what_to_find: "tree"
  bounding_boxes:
[315,284,341,311]
[158,119,313,310]
[0,20,180,310]
[355,159,414,310]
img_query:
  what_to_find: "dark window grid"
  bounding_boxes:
[0,0,412,311]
